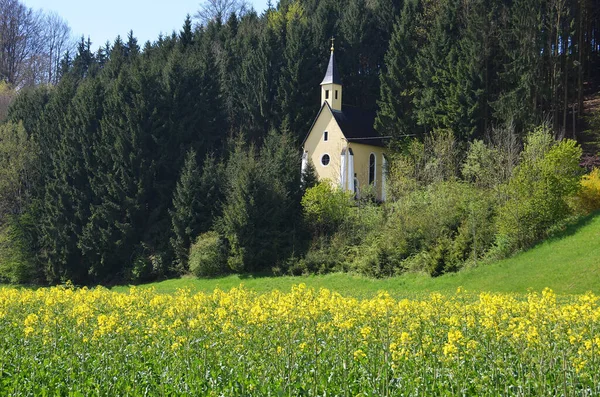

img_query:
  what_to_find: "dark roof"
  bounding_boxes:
[301,103,390,148]
[331,106,387,147]
[320,51,341,85]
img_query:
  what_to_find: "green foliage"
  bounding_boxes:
[170,149,204,273]
[301,181,353,236]
[496,127,583,252]
[462,140,501,188]
[386,130,462,200]
[0,81,16,122]
[220,130,304,273]
[375,0,423,140]
[0,121,39,218]
[0,215,37,284]
[3,0,599,285]
[115,211,600,296]
[189,231,228,277]
[576,169,600,213]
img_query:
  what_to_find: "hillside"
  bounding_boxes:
[114,212,600,297]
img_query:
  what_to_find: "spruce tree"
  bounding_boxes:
[82,62,153,281]
[180,15,194,49]
[375,0,423,141]
[277,4,319,140]
[36,75,81,282]
[170,149,203,273]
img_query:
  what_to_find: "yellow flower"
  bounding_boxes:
[24,313,38,327]
[360,326,372,339]
[353,349,366,361]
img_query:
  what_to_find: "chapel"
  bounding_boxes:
[301,41,388,201]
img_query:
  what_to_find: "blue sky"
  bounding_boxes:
[22,0,270,49]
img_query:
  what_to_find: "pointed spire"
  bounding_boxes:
[321,37,341,85]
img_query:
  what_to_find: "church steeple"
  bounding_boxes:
[320,37,342,110]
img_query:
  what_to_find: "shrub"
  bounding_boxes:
[354,181,497,277]
[0,218,37,284]
[301,181,353,236]
[576,168,600,213]
[189,232,228,277]
[496,127,583,252]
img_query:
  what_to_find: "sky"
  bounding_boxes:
[22,0,270,50]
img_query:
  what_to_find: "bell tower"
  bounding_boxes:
[321,37,342,111]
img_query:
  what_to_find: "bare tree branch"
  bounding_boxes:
[0,0,73,87]
[194,0,250,26]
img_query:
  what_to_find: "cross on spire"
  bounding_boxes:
[330,36,335,52]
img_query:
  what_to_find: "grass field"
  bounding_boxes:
[112,212,600,298]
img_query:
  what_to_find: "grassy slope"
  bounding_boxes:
[112,213,600,297]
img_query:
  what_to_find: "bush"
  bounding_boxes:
[576,168,600,213]
[0,218,37,284]
[301,181,353,236]
[496,127,583,252]
[189,232,228,277]
[352,181,496,277]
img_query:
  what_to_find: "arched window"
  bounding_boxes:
[369,153,376,185]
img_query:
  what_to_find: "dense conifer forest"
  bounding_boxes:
[1,0,600,284]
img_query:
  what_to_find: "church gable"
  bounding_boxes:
[303,103,347,185]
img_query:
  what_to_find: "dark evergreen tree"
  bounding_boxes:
[220,130,303,272]
[239,24,282,141]
[170,149,203,272]
[277,5,319,140]
[125,30,140,60]
[80,63,153,281]
[340,0,381,110]
[180,15,194,49]
[494,0,546,132]
[72,36,95,78]
[35,75,80,282]
[375,0,424,141]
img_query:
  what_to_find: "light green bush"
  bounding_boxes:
[496,126,583,252]
[189,231,228,277]
[576,168,600,213]
[0,218,36,284]
[301,181,353,236]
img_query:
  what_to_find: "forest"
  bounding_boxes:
[1,0,600,284]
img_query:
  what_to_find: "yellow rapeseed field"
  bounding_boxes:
[1,284,599,395]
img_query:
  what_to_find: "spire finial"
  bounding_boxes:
[330,36,335,52]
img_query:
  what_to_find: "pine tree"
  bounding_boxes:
[35,75,81,282]
[220,130,303,272]
[125,31,140,60]
[239,24,282,141]
[340,0,381,110]
[277,3,319,140]
[180,15,194,48]
[197,153,225,233]
[71,37,97,79]
[81,63,153,281]
[494,0,545,133]
[170,149,203,273]
[375,0,423,141]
